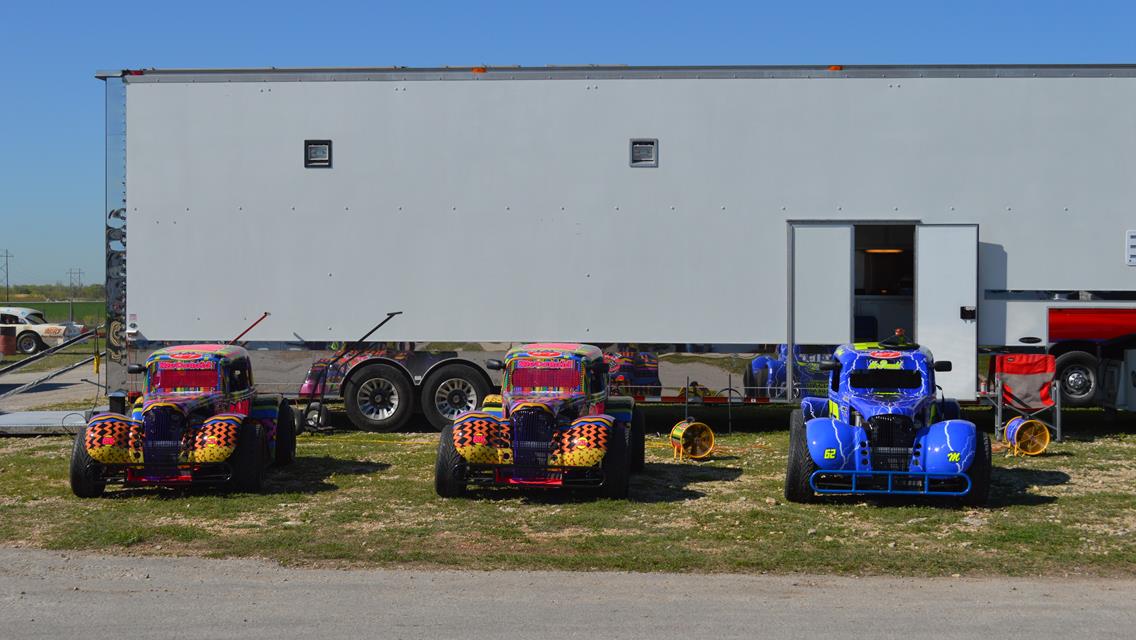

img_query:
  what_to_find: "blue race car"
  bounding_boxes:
[744,344,829,399]
[784,335,991,505]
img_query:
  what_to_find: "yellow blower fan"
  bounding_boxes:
[1004,417,1050,456]
[670,419,715,460]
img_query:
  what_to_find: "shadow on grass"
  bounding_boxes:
[988,466,1070,507]
[102,456,389,499]
[460,461,744,504]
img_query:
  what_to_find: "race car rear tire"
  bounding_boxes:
[344,364,413,432]
[629,408,646,473]
[434,424,468,498]
[961,432,992,507]
[784,409,818,503]
[229,421,265,492]
[600,423,630,499]
[273,403,296,467]
[69,427,106,498]
[16,331,43,355]
[421,364,490,432]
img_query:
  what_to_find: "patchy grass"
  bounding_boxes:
[4,343,102,374]
[22,398,106,412]
[0,409,1133,576]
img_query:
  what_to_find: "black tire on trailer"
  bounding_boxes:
[273,402,296,467]
[229,420,265,492]
[344,363,413,432]
[629,408,646,473]
[69,427,106,498]
[600,423,630,499]
[1055,351,1099,408]
[784,409,818,503]
[961,432,992,507]
[421,364,490,432]
[16,331,43,355]
[301,402,328,432]
[434,424,468,498]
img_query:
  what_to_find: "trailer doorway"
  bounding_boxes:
[853,224,915,342]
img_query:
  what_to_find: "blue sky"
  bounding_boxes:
[1,0,1134,285]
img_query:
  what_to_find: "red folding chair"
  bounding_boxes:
[987,354,1062,446]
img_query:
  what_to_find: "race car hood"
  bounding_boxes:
[846,393,929,420]
[505,394,587,419]
[140,392,226,416]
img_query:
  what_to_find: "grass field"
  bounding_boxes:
[0,407,1132,576]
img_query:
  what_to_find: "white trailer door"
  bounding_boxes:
[791,224,853,345]
[916,224,978,400]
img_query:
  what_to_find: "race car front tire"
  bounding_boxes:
[600,423,630,499]
[784,409,818,503]
[69,427,106,498]
[229,421,265,492]
[961,431,992,507]
[273,402,296,467]
[16,331,44,355]
[434,424,468,498]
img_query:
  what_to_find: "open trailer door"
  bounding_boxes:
[915,224,978,400]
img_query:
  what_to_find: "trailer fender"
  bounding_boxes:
[805,417,861,470]
[915,420,977,474]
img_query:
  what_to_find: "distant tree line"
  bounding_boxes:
[6,283,106,301]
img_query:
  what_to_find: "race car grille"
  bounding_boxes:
[141,408,186,469]
[511,408,554,470]
[870,446,913,471]
[865,414,916,448]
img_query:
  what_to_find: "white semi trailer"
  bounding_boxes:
[97,65,1136,427]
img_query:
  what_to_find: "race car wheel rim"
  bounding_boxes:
[17,334,37,354]
[435,378,476,419]
[1062,366,1093,398]
[357,378,398,421]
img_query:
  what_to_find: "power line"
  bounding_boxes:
[0,250,11,303]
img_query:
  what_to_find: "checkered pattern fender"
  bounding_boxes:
[85,414,142,464]
[193,414,243,463]
[550,415,613,467]
[452,412,512,464]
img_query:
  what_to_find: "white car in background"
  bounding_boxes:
[0,307,87,354]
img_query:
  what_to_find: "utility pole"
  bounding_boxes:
[0,250,11,302]
[67,268,83,322]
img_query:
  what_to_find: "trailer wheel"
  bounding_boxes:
[434,424,468,498]
[961,432,992,507]
[69,427,106,498]
[421,364,489,432]
[600,423,630,499]
[344,364,413,432]
[784,409,818,503]
[16,332,43,355]
[301,402,328,432]
[1055,351,1098,408]
[629,408,646,473]
[273,403,296,466]
[229,421,265,492]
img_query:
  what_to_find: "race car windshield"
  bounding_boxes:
[150,364,219,391]
[510,363,581,392]
[848,369,922,390]
[24,313,46,325]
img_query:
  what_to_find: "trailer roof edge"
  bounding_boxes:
[112,64,1136,83]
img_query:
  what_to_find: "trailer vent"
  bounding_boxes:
[304,140,332,168]
[1127,230,1136,266]
[629,139,658,168]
